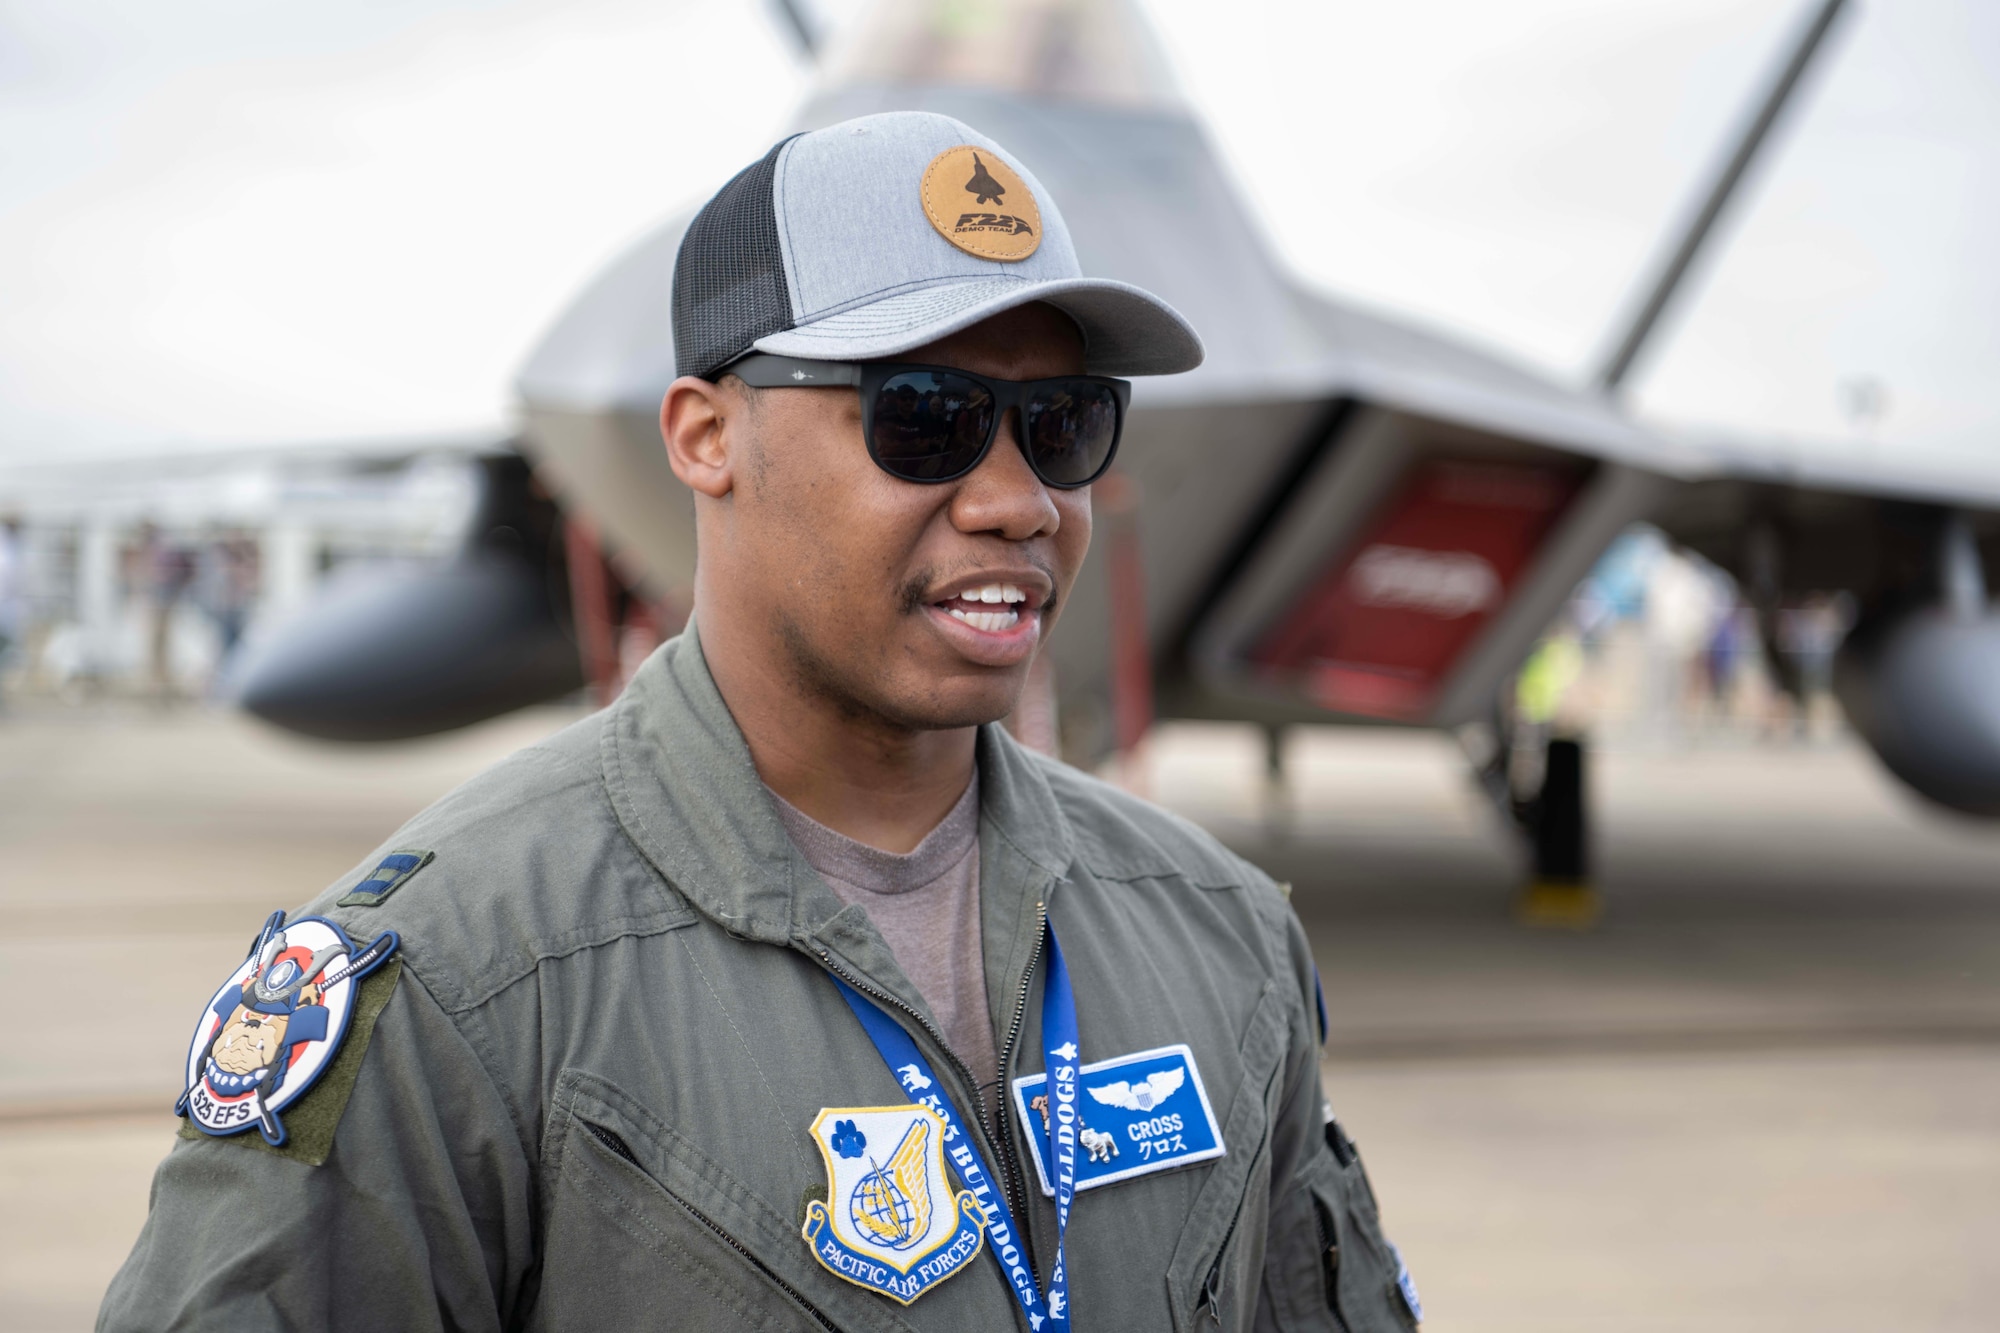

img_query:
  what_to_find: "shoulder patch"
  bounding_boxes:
[176,955,402,1166]
[337,849,435,907]
[176,911,400,1163]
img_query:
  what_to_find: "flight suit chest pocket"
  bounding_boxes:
[1164,982,1288,1333]
[533,1072,914,1333]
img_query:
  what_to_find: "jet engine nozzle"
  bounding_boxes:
[228,452,585,742]
[1833,603,2000,816]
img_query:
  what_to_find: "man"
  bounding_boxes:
[104,111,1417,1332]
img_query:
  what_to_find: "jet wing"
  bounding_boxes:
[1651,427,2000,511]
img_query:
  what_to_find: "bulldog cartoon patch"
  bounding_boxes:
[176,911,399,1146]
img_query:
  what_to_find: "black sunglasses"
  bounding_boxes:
[723,354,1130,489]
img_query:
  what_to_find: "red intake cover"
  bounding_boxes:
[1252,459,1583,720]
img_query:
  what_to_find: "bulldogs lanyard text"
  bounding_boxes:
[834,921,1081,1332]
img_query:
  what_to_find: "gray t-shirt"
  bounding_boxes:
[769,777,998,1102]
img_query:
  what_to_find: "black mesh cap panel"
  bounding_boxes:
[672,136,800,380]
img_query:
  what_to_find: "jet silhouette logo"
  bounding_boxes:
[964,152,1006,205]
[921,145,1041,263]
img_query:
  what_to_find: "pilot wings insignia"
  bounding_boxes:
[1087,1067,1185,1112]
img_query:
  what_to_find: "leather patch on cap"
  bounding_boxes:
[920,145,1041,262]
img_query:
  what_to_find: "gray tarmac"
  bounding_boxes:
[2,706,1995,1330]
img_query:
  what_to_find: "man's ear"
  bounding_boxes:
[662,375,739,499]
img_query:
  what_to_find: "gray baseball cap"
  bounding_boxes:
[670,110,1203,381]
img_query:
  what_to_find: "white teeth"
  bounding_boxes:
[941,583,1031,622]
[948,607,1020,632]
[954,583,1028,605]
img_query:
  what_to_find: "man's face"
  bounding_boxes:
[716,303,1092,731]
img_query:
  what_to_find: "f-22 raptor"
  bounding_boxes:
[236,0,2000,909]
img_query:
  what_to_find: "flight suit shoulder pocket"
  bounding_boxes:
[1272,1121,1419,1333]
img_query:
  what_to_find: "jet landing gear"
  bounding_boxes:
[1471,721,1600,927]
[1516,736,1600,928]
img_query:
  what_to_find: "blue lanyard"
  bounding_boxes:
[834,920,1080,1331]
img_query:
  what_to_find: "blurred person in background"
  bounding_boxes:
[1701,603,1749,726]
[1779,593,1850,736]
[0,514,22,705]
[134,521,194,701]
[1641,547,1719,740]
[197,528,260,670]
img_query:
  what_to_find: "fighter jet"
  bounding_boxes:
[235,0,2000,910]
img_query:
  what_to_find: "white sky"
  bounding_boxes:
[0,0,1995,469]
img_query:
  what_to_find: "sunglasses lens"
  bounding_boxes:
[870,372,995,481]
[1025,380,1122,486]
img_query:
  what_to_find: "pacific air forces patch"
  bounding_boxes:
[802,1106,987,1305]
[176,910,399,1146]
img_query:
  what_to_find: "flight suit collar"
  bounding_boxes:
[602,625,1076,989]
[601,625,801,949]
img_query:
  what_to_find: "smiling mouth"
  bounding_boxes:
[935,582,1031,633]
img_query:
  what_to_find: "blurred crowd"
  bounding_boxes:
[0,446,477,711]
[0,516,263,704]
[1517,527,1853,746]
[0,516,19,683]
[128,522,263,697]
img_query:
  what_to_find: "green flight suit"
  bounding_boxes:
[101,629,1416,1332]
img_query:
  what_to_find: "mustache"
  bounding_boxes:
[897,560,1059,618]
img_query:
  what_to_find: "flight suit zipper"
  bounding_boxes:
[814,931,1040,1257]
[991,899,1049,1229]
[1194,1199,1243,1326]
[582,1120,839,1332]
[1194,1058,1275,1329]
[1314,1197,1352,1333]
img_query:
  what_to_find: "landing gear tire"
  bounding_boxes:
[1516,736,1601,928]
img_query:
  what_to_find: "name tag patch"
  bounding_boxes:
[1011,1043,1224,1195]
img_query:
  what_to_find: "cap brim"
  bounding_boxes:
[750,275,1203,377]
